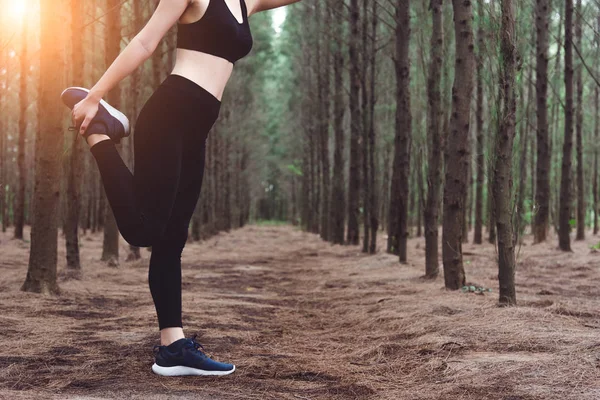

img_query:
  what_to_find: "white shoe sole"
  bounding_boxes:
[151,363,236,376]
[60,86,130,136]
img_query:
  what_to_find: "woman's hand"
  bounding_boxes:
[72,96,100,136]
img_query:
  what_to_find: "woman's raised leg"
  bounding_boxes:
[88,81,187,248]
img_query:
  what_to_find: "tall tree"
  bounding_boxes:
[14,12,29,240]
[361,0,370,253]
[101,0,122,266]
[494,0,517,305]
[558,0,574,252]
[594,12,600,235]
[0,47,7,233]
[65,0,85,270]
[347,0,361,245]
[442,0,475,289]
[318,1,331,243]
[329,1,346,245]
[533,0,550,243]
[474,0,485,245]
[389,0,411,262]
[21,0,67,294]
[126,0,144,261]
[367,0,379,254]
[516,68,533,241]
[575,0,584,240]
[424,0,444,277]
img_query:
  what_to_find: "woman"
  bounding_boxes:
[61,0,300,377]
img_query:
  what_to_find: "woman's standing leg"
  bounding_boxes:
[149,131,208,345]
[136,75,232,376]
[145,74,221,345]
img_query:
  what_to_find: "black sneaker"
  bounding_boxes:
[151,334,236,376]
[60,86,130,144]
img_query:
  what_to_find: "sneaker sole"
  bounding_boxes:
[151,363,235,377]
[60,86,130,136]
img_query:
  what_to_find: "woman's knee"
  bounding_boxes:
[120,224,165,248]
[152,230,188,254]
[117,208,182,248]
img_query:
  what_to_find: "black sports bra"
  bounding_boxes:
[176,0,253,64]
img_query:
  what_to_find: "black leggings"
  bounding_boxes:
[89,74,221,330]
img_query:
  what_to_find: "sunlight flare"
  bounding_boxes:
[272,8,286,35]
[7,1,27,20]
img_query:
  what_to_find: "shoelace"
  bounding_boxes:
[187,334,207,354]
[152,334,207,357]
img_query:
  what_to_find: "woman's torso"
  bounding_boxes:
[170,0,252,101]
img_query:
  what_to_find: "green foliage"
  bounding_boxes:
[254,219,289,226]
[520,199,535,226]
[286,163,303,176]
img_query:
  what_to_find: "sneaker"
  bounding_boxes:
[60,87,130,144]
[151,334,236,377]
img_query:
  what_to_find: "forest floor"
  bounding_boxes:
[0,224,599,400]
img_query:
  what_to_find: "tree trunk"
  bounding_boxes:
[424,0,444,278]
[488,82,501,244]
[594,14,600,235]
[347,0,361,245]
[442,0,475,290]
[224,136,232,230]
[516,68,533,243]
[319,1,331,242]
[21,0,67,295]
[65,0,85,270]
[474,0,485,245]
[575,0,584,240]
[361,0,370,253]
[101,0,122,266]
[368,0,379,253]
[534,0,551,243]
[389,0,411,262]
[0,46,5,234]
[558,0,574,252]
[126,0,144,260]
[463,144,471,244]
[14,14,29,240]
[494,0,517,305]
[329,1,346,245]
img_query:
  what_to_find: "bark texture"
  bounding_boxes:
[347,0,361,245]
[495,0,517,305]
[65,0,84,270]
[329,0,346,245]
[443,0,475,289]
[575,0,585,241]
[14,14,29,240]
[21,0,66,295]
[389,0,411,262]
[474,0,485,245]
[534,0,551,244]
[558,0,574,252]
[424,0,443,277]
[101,0,122,266]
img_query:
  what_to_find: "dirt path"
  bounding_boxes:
[0,225,599,399]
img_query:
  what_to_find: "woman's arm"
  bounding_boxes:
[87,0,190,102]
[247,0,301,17]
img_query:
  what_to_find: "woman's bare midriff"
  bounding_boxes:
[169,0,238,102]
[170,49,234,102]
